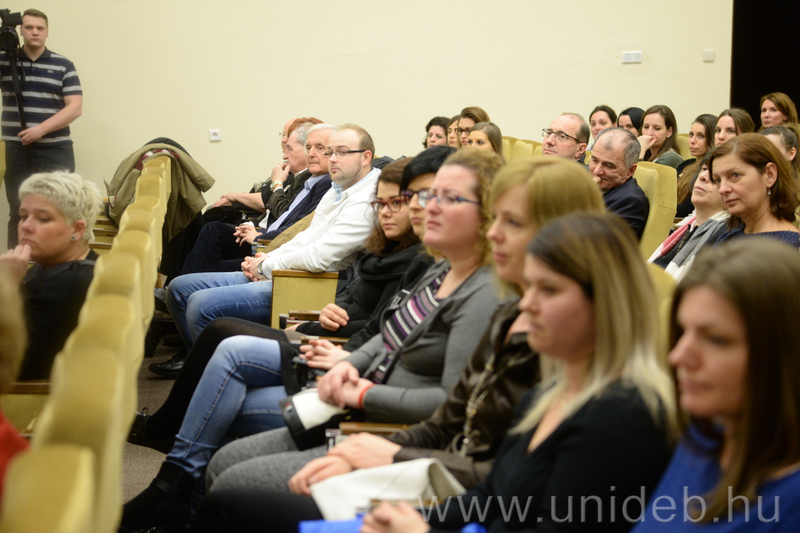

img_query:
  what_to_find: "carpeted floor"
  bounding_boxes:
[122,343,179,502]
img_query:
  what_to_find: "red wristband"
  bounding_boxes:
[358,383,375,410]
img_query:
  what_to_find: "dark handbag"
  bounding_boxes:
[280,389,364,450]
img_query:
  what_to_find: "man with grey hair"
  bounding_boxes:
[541,113,590,167]
[589,127,649,239]
[210,120,316,220]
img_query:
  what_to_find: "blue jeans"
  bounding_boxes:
[166,335,289,477]
[166,272,273,349]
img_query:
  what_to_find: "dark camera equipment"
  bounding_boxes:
[0,9,27,156]
[0,9,22,52]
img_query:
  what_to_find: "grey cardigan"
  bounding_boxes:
[344,261,499,424]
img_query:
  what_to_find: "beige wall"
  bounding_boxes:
[0,1,733,246]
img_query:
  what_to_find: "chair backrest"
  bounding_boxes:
[119,206,159,258]
[510,139,535,162]
[647,263,677,364]
[135,172,164,227]
[501,136,517,162]
[64,294,141,417]
[270,270,340,329]
[85,251,143,328]
[111,230,156,328]
[0,443,95,533]
[634,161,678,258]
[32,347,126,533]
[675,134,691,159]
[142,155,171,204]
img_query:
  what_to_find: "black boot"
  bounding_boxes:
[149,349,187,379]
[120,462,194,533]
[127,409,175,454]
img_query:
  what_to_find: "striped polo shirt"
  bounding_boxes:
[0,48,82,145]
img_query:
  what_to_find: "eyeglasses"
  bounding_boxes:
[370,196,408,213]
[418,189,480,208]
[456,128,472,136]
[542,129,580,144]
[401,188,430,201]
[322,149,369,158]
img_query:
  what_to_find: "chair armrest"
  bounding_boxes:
[289,310,322,321]
[339,421,409,436]
[272,269,340,280]
[8,380,50,394]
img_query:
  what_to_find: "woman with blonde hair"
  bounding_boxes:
[633,238,800,531]
[0,172,101,379]
[360,213,677,533]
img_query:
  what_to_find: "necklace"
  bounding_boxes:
[458,339,532,456]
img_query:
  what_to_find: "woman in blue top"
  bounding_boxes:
[711,133,800,248]
[631,238,800,532]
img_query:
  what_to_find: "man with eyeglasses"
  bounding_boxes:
[541,113,590,168]
[163,124,381,358]
[588,127,649,240]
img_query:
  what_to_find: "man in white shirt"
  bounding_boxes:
[165,124,381,352]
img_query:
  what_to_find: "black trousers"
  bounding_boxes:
[179,221,251,276]
[190,488,323,533]
[5,142,75,247]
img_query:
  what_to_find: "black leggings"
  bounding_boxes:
[146,317,289,440]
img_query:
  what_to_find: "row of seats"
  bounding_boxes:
[501,137,678,258]
[502,134,692,164]
[0,156,171,533]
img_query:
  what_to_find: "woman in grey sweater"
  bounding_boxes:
[121,148,503,533]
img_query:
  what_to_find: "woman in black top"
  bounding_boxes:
[0,171,101,380]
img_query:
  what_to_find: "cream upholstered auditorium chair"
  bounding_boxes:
[0,443,95,533]
[33,346,127,533]
[634,161,678,258]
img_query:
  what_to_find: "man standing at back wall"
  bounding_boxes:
[1,9,83,247]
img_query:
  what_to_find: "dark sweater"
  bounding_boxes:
[20,250,98,379]
[429,382,673,533]
[342,251,435,352]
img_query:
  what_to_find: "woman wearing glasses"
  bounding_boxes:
[121,149,503,532]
